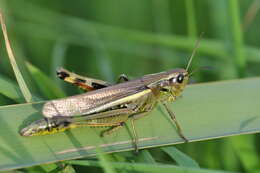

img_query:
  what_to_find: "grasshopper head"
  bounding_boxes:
[165,68,189,98]
[155,68,189,102]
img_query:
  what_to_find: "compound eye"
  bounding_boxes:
[176,74,184,83]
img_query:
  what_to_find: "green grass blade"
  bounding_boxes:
[50,42,67,83]
[230,136,260,173]
[0,13,33,103]
[151,0,172,33]
[61,164,76,173]
[66,160,236,173]
[162,146,199,168]
[0,78,259,171]
[0,74,41,103]
[96,148,116,173]
[22,163,59,173]
[227,0,246,77]
[221,140,239,171]
[185,0,197,38]
[135,150,156,164]
[0,74,24,103]
[26,62,66,99]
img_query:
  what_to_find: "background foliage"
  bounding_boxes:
[0,0,260,172]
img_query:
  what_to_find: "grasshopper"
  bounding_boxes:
[20,39,200,152]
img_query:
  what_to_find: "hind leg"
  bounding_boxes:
[101,122,125,137]
[56,67,110,91]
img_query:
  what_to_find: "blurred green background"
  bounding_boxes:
[0,0,260,172]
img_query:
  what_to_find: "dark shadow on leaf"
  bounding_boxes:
[64,130,88,156]
[239,116,259,131]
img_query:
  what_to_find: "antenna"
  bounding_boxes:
[186,32,204,72]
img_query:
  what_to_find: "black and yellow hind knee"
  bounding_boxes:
[56,68,110,91]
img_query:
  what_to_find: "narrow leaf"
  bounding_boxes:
[135,150,156,164]
[0,78,259,171]
[96,148,116,173]
[0,74,24,102]
[162,146,199,168]
[66,160,236,173]
[0,12,33,102]
[231,135,260,173]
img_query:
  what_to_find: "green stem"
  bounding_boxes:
[185,0,197,38]
[227,0,246,77]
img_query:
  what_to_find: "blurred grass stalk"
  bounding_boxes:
[0,12,33,102]
[4,1,260,66]
[185,0,197,38]
[227,0,246,77]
